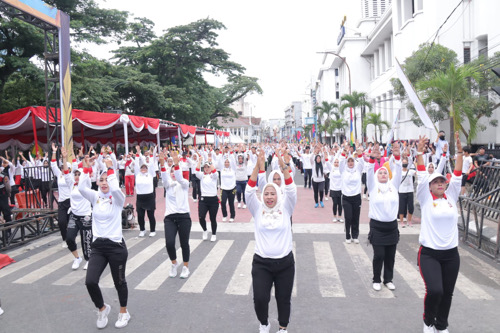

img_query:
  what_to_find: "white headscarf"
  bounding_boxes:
[267,170,284,190]
[260,183,284,229]
[427,162,435,174]
[345,156,357,173]
[374,166,392,194]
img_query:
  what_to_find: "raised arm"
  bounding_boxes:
[390,142,403,191]
[50,142,61,177]
[446,132,463,202]
[416,135,432,205]
[78,156,98,204]
[104,157,125,207]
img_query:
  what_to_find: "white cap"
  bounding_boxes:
[428,173,447,183]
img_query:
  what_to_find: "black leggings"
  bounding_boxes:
[324,174,330,197]
[164,213,192,263]
[303,169,312,188]
[342,194,361,240]
[86,238,128,308]
[372,244,397,284]
[66,213,93,261]
[252,252,295,328]
[191,177,201,200]
[198,196,219,234]
[57,199,71,241]
[221,188,236,219]
[312,181,324,204]
[418,246,460,331]
[330,190,342,216]
[137,206,156,232]
[398,192,414,216]
[362,173,368,194]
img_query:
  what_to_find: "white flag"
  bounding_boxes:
[395,58,435,130]
[385,109,400,143]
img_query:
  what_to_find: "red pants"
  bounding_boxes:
[125,175,135,195]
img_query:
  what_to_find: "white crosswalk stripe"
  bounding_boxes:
[225,241,255,295]
[179,240,234,294]
[394,251,425,298]
[314,241,345,297]
[13,252,75,284]
[135,239,202,291]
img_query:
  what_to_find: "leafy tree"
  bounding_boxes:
[328,118,348,144]
[314,101,339,144]
[340,91,372,142]
[362,112,391,143]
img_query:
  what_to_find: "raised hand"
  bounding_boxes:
[392,141,401,157]
[61,146,68,159]
[171,151,179,165]
[417,135,428,153]
[52,142,57,152]
[455,131,463,152]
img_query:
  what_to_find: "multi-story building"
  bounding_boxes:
[284,102,305,142]
[217,116,261,144]
[316,0,500,145]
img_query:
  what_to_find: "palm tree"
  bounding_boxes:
[340,91,372,142]
[329,118,348,144]
[363,112,391,143]
[303,124,313,142]
[314,101,339,144]
[418,63,482,154]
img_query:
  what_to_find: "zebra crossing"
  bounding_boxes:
[2,233,499,302]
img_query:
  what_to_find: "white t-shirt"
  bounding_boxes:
[462,155,473,174]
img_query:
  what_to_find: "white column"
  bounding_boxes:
[384,39,391,69]
[374,51,379,77]
[379,45,385,73]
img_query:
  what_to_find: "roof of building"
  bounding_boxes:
[216,116,261,127]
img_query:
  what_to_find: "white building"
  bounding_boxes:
[316,0,500,145]
[283,101,304,141]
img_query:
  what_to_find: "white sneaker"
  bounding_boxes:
[149,232,156,237]
[325,197,329,201]
[115,311,131,328]
[363,194,366,199]
[345,238,352,244]
[72,257,83,270]
[436,329,449,333]
[372,283,381,291]
[237,202,241,208]
[193,199,198,202]
[0,307,4,316]
[403,217,407,222]
[229,218,234,222]
[83,261,89,270]
[385,282,396,290]
[353,238,360,244]
[259,323,270,333]
[277,329,288,333]
[222,217,227,222]
[423,322,435,333]
[169,262,180,278]
[202,230,208,241]
[138,230,146,237]
[62,241,68,248]
[211,235,217,242]
[243,204,247,209]
[332,218,337,223]
[96,303,111,329]
[338,218,344,223]
[180,266,190,279]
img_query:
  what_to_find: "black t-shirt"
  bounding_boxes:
[474,154,491,167]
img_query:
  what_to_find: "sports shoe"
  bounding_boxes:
[149,232,156,237]
[372,283,381,291]
[436,329,449,333]
[72,257,83,270]
[96,303,111,329]
[238,202,241,208]
[320,201,324,208]
[211,235,217,242]
[363,194,366,199]
[0,307,4,316]
[202,230,208,241]
[325,197,329,201]
[385,282,396,290]
[345,238,352,244]
[180,266,190,279]
[115,311,131,328]
[338,218,344,223]
[193,199,198,202]
[138,230,146,237]
[332,218,337,223]
[353,238,360,244]
[229,218,234,222]
[403,217,407,222]
[169,262,180,278]
[84,261,89,270]
[423,322,435,333]
[62,241,68,248]
[243,204,247,209]
[314,203,319,208]
[277,329,288,333]
[259,323,270,333]
[222,217,227,222]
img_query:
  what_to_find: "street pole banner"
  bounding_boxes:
[350,108,354,145]
[59,11,73,160]
[395,58,435,131]
[385,109,400,143]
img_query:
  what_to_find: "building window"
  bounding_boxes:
[335,68,339,76]
[464,47,471,64]
[373,0,378,17]
[336,91,340,99]
[478,37,488,60]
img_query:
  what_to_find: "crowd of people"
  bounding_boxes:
[0,130,497,332]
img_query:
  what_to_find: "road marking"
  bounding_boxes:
[53,237,145,286]
[460,250,500,287]
[394,251,425,298]
[314,241,345,297]
[179,240,233,294]
[6,235,60,258]
[135,239,202,291]
[456,273,494,300]
[225,241,255,295]
[0,244,63,279]
[101,238,165,288]
[344,243,394,298]
[13,252,75,284]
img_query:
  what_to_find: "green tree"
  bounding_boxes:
[314,101,339,144]
[362,112,391,143]
[328,118,348,144]
[418,63,482,154]
[340,91,372,142]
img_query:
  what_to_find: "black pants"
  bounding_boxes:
[86,238,128,308]
[362,173,368,195]
[0,194,12,222]
[418,246,460,331]
[303,169,312,188]
[57,199,71,241]
[164,213,192,262]
[252,252,295,328]
[40,181,50,207]
[236,181,246,204]
[191,176,201,200]
[330,190,342,216]
[398,192,414,216]
[372,244,397,283]
[9,185,19,205]
[198,196,219,234]
[137,206,156,232]
[342,194,361,240]
[312,181,324,204]
[324,174,330,197]
[119,169,125,187]
[66,213,93,261]
[221,188,236,219]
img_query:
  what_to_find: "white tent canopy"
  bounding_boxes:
[229,134,244,144]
